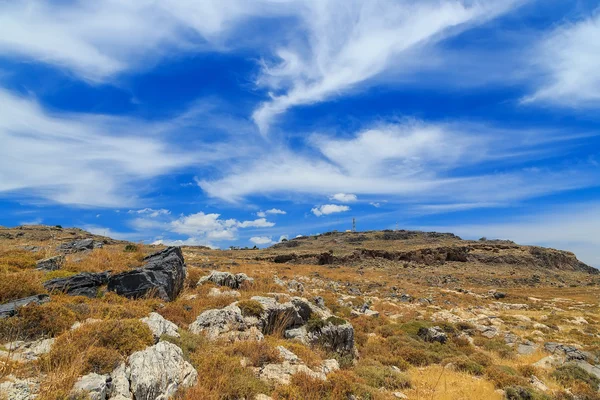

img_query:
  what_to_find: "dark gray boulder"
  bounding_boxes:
[36,255,65,271]
[307,319,355,357]
[0,294,50,319]
[418,326,448,344]
[107,247,186,301]
[44,272,110,297]
[544,342,587,361]
[57,238,103,253]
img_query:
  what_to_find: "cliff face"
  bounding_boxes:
[265,230,598,275]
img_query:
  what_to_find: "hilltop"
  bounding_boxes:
[0,225,599,400]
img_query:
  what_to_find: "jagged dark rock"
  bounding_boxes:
[44,272,110,297]
[57,238,103,253]
[417,326,448,344]
[107,247,186,301]
[0,294,50,319]
[35,255,65,271]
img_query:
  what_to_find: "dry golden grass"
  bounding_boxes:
[406,365,503,400]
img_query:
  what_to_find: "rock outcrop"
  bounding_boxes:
[198,271,253,289]
[128,342,198,400]
[188,304,251,340]
[0,294,50,319]
[418,326,448,344]
[140,312,180,343]
[44,272,110,298]
[35,255,65,271]
[71,342,197,400]
[108,247,186,301]
[57,238,103,253]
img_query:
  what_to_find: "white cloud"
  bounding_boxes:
[250,236,274,245]
[0,88,252,207]
[525,12,600,107]
[0,1,284,82]
[330,193,357,203]
[369,202,381,208]
[266,208,286,215]
[199,120,600,204]
[420,202,600,268]
[128,208,171,218]
[256,211,266,218]
[237,218,275,228]
[311,204,350,217]
[253,0,522,132]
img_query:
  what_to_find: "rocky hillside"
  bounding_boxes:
[0,225,599,400]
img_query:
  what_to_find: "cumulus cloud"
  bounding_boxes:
[250,236,274,245]
[257,208,287,218]
[128,208,171,218]
[525,12,600,107]
[129,211,277,246]
[237,218,275,228]
[311,204,350,217]
[252,0,522,132]
[330,193,357,203]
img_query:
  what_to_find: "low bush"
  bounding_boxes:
[226,340,281,367]
[0,302,76,341]
[0,270,45,303]
[354,363,411,390]
[237,300,264,318]
[446,355,485,376]
[485,365,528,389]
[552,364,600,392]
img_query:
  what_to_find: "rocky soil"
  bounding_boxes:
[0,226,599,400]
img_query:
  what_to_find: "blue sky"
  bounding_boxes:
[1,1,600,265]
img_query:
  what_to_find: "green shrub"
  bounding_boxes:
[485,365,528,389]
[0,302,76,341]
[237,300,264,318]
[124,244,139,253]
[552,365,600,391]
[447,355,485,375]
[354,363,411,390]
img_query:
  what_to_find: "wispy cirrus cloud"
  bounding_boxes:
[0,88,253,207]
[525,11,600,107]
[199,119,600,203]
[252,0,524,133]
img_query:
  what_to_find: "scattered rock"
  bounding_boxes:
[128,341,198,400]
[314,296,326,308]
[307,319,355,356]
[0,375,39,400]
[71,373,109,400]
[477,325,499,339]
[108,247,186,301]
[44,272,110,298]
[287,280,305,293]
[1,338,55,362]
[529,375,548,392]
[417,326,448,344]
[189,304,248,340]
[35,255,65,271]
[198,271,254,289]
[250,296,305,334]
[393,392,409,399]
[57,238,103,253]
[0,294,50,319]
[140,312,180,342]
[517,341,537,355]
[208,287,241,298]
[544,342,587,361]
